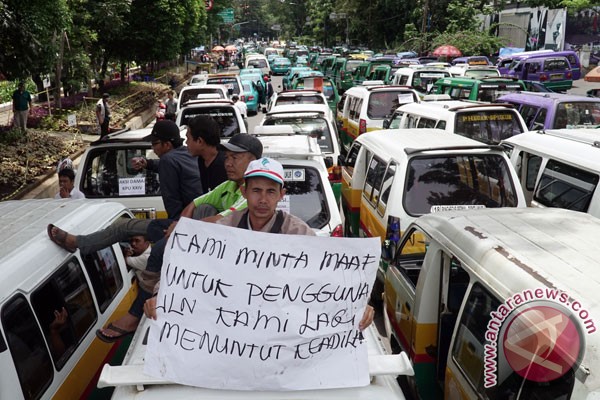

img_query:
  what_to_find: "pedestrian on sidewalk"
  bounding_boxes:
[96,93,111,138]
[12,82,32,133]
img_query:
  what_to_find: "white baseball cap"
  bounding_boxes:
[244,157,284,185]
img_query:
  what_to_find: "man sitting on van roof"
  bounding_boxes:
[48,134,263,340]
[142,157,375,330]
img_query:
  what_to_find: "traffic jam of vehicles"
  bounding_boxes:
[4,40,600,400]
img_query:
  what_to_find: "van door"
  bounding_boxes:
[359,154,387,239]
[384,226,433,398]
[512,150,543,206]
[341,142,366,237]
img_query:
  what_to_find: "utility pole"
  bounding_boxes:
[420,0,429,54]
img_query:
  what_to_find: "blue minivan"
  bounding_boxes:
[497,92,600,130]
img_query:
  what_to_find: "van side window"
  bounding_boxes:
[393,227,428,287]
[452,283,500,392]
[364,156,386,205]
[532,108,546,130]
[417,118,437,128]
[533,159,599,212]
[31,258,97,369]
[399,75,409,85]
[2,294,53,400]
[377,162,396,216]
[435,120,446,130]
[344,142,362,171]
[82,246,124,312]
[81,147,161,198]
[520,105,540,129]
[525,154,542,191]
[406,114,418,128]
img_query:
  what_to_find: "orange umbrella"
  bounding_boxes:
[225,45,237,51]
[212,45,225,52]
[432,45,462,57]
[584,66,600,82]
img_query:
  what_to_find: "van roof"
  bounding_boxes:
[0,199,129,302]
[502,129,600,172]
[397,100,513,114]
[356,129,498,157]
[416,207,600,390]
[498,92,600,105]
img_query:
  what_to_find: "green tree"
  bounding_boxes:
[0,0,70,80]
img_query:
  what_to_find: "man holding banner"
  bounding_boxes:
[143,156,378,391]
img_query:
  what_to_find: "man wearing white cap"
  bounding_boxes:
[145,157,375,329]
[218,157,313,234]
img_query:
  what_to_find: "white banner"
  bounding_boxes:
[144,218,380,391]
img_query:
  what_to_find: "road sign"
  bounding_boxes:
[218,8,234,24]
[271,24,281,31]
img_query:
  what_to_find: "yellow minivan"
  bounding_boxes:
[337,83,419,152]
[0,199,137,400]
[383,207,600,399]
[340,129,526,305]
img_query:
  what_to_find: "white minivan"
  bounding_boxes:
[0,199,137,400]
[502,128,600,216]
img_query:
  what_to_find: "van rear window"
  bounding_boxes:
[206,77,240,94]
[368,91,418,119]
[280,165,330,229]
[554,102,600,128]
[263,117,334,153]
[455,110,524,144]
[534,159,599,212]
[404,154,519,215]
[179,107,241,137]
[81,147,161,199]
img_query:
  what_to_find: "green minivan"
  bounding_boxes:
[433,76,526,102]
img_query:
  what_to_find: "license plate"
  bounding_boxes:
[550,73,564,80]
[134,212,148,219]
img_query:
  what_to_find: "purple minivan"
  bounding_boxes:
[497,92,600,130]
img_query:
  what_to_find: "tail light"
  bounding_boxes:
[241,95,246,101]
[540,74,547,82]
[359,119,367,135]
[566,71,572,79]
[341,71,345,80]
[248,95,255,101]
[331,224,344,237]
[328,165,342,182]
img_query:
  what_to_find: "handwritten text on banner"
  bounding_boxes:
[144,218,380,390]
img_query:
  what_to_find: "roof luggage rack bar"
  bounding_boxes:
[97,353,414,390]
[447,102,515,112]
[540,129,600,148]
[404,144,504,155]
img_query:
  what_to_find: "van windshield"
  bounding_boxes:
[206,77,240,95]
[263,116,334,153]
[554,102,600,128]
[413,71,449,92]
[454,110,524,144]
[368,91,418,119]
[477,82,524,102]
[179,106,241,137]
[404,154,519,215]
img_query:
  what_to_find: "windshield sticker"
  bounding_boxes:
[430,205,486,212]
[461,114,514,122]
[276,195,291,214]
[398,93,414,104]
[284,168,306,181]
[119,177,145,196]
[419,73,445,79]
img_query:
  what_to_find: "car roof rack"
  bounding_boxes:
[97,353,413,391]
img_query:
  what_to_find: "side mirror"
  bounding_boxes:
[337,154,345,167]
[381,216,401,261]
[383,119,390,129]
[261,107,267,113]
[324,156,334,169]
